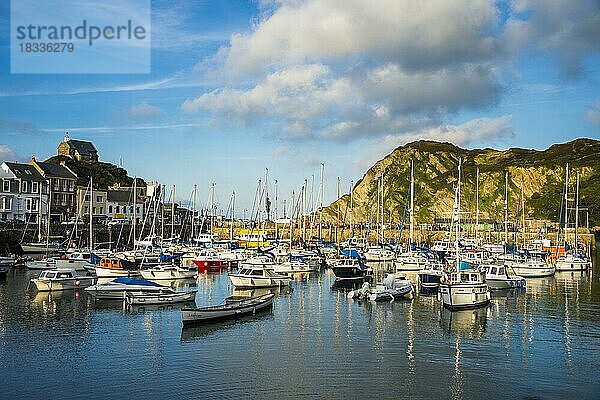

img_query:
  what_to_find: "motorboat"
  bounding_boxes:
[417,262,445,292]
[140,264,198,280]
[55,251,92,271]
[31,268,96,291]
[439,268,491,310]
[85,277,176,300]
[363,246,396,262]
[331,258,372,280]
[228,266,291,288]
[26,257,58,270]
[349,274,413,302]
[508,257,555,278]
[394,251,432,271]
[191,250,225,273]
[20,242,64,254]
[485,264,526,290]
[0,256,16,267]
[555,252,592,271]
[94,257,141,278]
[181,293,275,325]
[125,290,197,305]
[273,256,317,274]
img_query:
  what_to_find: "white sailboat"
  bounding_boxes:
[556,171,592,271]
[439,160,490,310]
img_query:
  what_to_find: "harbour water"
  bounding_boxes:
[1,254,600,399]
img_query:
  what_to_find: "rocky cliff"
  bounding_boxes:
[322,138,600,228]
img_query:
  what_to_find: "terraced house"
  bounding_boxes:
[30,157,77,223]
[0,161,48,222]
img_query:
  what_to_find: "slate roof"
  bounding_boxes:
[3,162,45,182]
[35,161,77,179]
[67,139,97,157]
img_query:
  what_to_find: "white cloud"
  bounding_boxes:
[586,101,600,124]
[128,103,164,120]
[507,0,600,76]
[354,115,514,170]
[216,0,503,77]
[0,145,20,162]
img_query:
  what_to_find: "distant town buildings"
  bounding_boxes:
[30,157,77,223]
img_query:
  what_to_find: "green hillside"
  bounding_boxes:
[322,138,600,227]
[45,155,145,189]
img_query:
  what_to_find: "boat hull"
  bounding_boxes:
[486,278,526,290]
[55,259,88,271]
[331,266,371,280]
[181,294,274,324]
[140,267,197,280]
[32,276,96,291]
[192,259,224,273]
[439,283,490,310]
[555,259,592,271]
[126,290,197,305]
[94,266,141,278]
[228,274,290,288]
[511,266,555,278]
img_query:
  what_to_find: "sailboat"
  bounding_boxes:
[555,171,592,271]
[439,160,490,310]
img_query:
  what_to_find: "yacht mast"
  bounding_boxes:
[455,158,462,269]
[504,171,508,246]
[564,164,569,245]
[337,177,340,252]
[191,184,196,239]
[475,167,479,243]
[350,180,354,238]
[132,177,137,248]
[381,172,385,243]
[575,172,579,252]
[319,163,324,241]
[171,185,175,241]
[409,159,415,246]
[274,180,278,239]
[89,176,93,251]
[210,182,215,236]
[230,191,235,241]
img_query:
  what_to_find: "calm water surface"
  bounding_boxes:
[1,254,600,399]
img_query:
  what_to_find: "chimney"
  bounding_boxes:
[60,161,66,166]
[31,156,36,162]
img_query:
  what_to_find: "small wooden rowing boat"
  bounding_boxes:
[181,293,275,325]
[126,290,198,305]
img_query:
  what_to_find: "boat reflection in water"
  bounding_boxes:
[231,286,292,298]
[331,277,372,292]
[127,298,196,313]
[180,312,274,341]
[440,306,489,339]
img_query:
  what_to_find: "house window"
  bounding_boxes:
[2,180,9,192]
[69,181,74,191]
[84,206,88,213]
[97,196,102,203]
[130,206,133,213]
[99,207,103,214]
[85,195,90,201]
[0,197,12,211]
[31,199,38,212]
[109,205,113,213]
[136,207,140,214]
[31,182,38,193]
[26,198,32,211]
[116,205,120,213]
[21,181,28,193]
[92,207,96,214]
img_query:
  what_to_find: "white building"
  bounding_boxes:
[0,162,49,222]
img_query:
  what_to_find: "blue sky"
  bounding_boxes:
[1,0,599,215]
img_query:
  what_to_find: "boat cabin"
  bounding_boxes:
[446,270,486,285]
[39,269,77,280]
[236,266,281,278]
